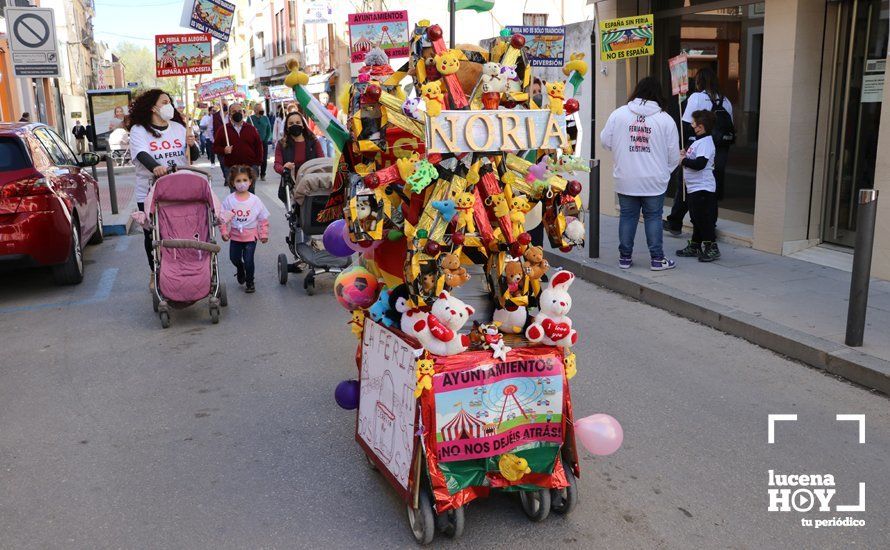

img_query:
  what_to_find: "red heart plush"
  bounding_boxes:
[541,318,571,341]
[427,314,455,342]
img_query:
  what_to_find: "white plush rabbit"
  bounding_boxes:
[525,270,578,348]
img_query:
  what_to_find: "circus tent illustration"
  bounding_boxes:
[352,35,373,55]
[441,408,485,441]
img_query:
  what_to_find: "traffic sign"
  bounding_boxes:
[4,7,61,78]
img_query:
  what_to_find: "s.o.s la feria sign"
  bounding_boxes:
[425,110,569,154]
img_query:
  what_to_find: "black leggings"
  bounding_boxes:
[687,190,718,243]
[137,202,154,270]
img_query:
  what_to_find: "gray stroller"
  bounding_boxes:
[277,158,350,295]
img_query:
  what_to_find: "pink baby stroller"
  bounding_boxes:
[146,168,227,328]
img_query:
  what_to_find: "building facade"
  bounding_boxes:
[593,0,890,280]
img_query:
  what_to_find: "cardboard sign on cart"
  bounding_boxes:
[356,320,422,498]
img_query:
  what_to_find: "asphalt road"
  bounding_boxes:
[0,174,887,549]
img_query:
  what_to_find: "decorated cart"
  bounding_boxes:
[281,15,608,544]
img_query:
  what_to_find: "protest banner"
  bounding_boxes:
[599,14,654,62]
[196,76,236,101]
[155,33,212,78]
[506,26,566,68]
[348,10,410,64]
[180,0,236,42]
[669,53,689,98]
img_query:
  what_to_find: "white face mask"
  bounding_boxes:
[234,181,250,192]
[158,104,175,121]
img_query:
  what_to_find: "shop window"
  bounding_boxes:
[523,13,548,26]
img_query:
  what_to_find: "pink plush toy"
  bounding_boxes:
[525,270,578,348]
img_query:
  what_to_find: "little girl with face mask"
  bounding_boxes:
[220,166,270,294]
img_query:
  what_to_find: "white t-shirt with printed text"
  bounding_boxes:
[682,91,734,124]
[683,135,716,193]
[129,122,189,202]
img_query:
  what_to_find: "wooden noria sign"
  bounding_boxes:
[426,110,569,154]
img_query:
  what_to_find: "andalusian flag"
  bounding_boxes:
[293,85,350,152]
[453,0,495,12]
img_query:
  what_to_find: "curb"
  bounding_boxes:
[545,251,890,396]
[102,205,136,237]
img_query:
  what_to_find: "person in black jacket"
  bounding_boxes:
[72,120,88,154]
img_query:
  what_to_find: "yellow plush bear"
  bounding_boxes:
[545,81,566,115]
[510,196,532,236]
[564,351,577,380]
[490,193,510,219]
[455,192,476,235]
[349,310,365,339]
[421,81,445,117]
[434,50,461,76]
[498,453,531,482]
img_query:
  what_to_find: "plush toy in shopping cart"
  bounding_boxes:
[282,16,622,545]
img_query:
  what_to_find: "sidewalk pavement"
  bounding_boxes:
[545,213,890,395]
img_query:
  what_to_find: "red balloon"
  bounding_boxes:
[510,34,526,49]
[510,243,522,258]
[425,241,441,256]
[567,180,583,197]
[565,98,580,115]
[501,98,517,109]
[560,245,573,253]
[428,25,443,41]
[518,232,532,246]
[451,232,465,246]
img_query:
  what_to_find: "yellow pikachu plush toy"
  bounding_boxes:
[545,81,566,115]
[421,81,445,117]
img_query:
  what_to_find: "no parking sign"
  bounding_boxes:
[3,7,61,78]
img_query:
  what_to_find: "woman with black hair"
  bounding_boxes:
[273,111,323,204]
[601,76,680,271]
[127,88,199,280]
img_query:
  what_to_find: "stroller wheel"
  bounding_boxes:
[210,305,220,324]
[435,505,465,539]
[551,463,578,515]
[519,488,551,522]
[278,254,288,285]
[304,276,315,296]
[219,282,228,307]
[406,486,435,545]
[159,311,171,329]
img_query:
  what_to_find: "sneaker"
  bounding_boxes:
[618,256,633,269]
[676,240,701,257]
[699,242,721,263]
[245,282,256,293]
[662,219,682,237]
[650,257,677,271]
[235,269,245,285]
[261,176,266,181]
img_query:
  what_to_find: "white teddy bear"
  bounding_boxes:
[525,270,578,349]
[480,62,505,93]
[400,291,475,356]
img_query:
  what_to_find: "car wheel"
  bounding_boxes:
[53,220,84,285]
[89,201,104,245]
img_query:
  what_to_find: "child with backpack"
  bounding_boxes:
[676,110,721,262]
[220,166,270,293]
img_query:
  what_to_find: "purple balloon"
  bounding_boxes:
[575,414,624,456]
[335,379,360,410]
[323,219,354,257]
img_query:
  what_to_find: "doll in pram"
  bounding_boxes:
[276,157,351,295]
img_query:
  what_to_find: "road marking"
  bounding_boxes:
[0,268,118,314]
[836,414,865,443]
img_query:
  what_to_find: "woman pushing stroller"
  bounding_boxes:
[273,111,323,204]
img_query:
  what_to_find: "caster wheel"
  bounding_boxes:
[520,488,551,522]
[551,464,578,515]
[152,291,160,313]
[407,486,435,545]
[277,254,288,285]
[435,505,465,539]
[364,454,378,471]
[219,282,228,307]
[210,306,220,324]
[304,277,315,295]
[159,311,171,329]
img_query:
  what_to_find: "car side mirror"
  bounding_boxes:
[79,152,101,167]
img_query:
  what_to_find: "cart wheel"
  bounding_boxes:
[152,290,160,313]
[277,254,288,285]
[407,486,435,545]
[219,282,228,307]
[551,465,578,515]
[436,505,465,539]
[159,311,171,329]
[364,454,378,471]
[210,306,220,324]
[520,488,551,522]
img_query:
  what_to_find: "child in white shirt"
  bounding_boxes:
[676,110,721,262]
[220,166,270,293]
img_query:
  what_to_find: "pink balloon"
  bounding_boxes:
[575,414,624,456]
[342,221,382,253]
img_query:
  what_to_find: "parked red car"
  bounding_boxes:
[0,122,103,284]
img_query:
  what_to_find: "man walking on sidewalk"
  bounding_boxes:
[248,103,272,181]
[213,103,262,190]
[72,120,88,154]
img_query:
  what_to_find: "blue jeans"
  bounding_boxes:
[229,240,257,284]
[618,193,665,259]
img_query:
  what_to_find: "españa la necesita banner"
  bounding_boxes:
[599,14,655,62]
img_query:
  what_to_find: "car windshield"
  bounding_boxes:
[0,137,31,170]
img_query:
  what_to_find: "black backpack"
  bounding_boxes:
[710,95,736,146]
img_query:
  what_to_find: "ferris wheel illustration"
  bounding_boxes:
[379,25,396,46]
